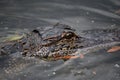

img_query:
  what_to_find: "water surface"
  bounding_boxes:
[0,0,120,80]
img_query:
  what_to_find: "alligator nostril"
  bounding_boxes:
[32,29,42,37]
[32,29,39,33]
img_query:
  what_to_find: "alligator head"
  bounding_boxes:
[20,23,83,60]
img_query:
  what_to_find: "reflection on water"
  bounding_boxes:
[0,0,120,80]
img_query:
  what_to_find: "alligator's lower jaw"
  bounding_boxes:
[47,55,80,61]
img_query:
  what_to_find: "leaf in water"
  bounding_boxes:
[4,34,25,41]
[107,46,120,53]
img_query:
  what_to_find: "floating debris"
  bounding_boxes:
[107,46,120,53]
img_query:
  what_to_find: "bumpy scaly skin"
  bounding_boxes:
[0,23,120,60]
[0,24,80,59]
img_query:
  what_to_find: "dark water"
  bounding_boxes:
[0,0,120,80]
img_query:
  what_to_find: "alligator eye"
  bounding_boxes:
[62,32,75,39]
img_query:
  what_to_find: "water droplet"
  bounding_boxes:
[114,64,120,68]
[4,27,8,30]
[52,72,56,75]
[91,20,95,23]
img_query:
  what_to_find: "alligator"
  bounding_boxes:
[0,23,120,60]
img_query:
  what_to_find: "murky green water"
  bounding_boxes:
[0,0,120,80]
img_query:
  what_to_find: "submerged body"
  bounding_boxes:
[0,23,120,60]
